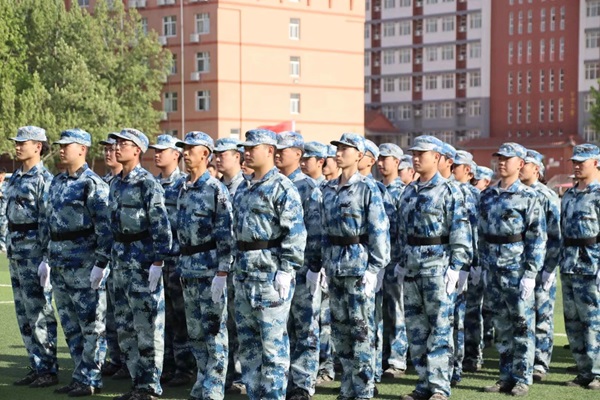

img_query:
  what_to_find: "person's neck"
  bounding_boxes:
[279,164,299,177]
[340,165,358,185]
[456,175,470,184]
[500,174,519,189]
[382,173,398,186]
[439,168,451,179]
[418,169,437,183]
[252,163,274,181]
[121,160,140,177]
[308,170,323,180]
[189,165,207,183]
[578,174,597,190]
[159,164,178,178]
[522,177,537,187]
[221,167,241,183]
[110,164,123,176]
[66,160,86,176]
[358,167,371,177]
[21,157,41,173]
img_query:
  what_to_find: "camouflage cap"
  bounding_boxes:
[454,150,474,166]
[11,126,47,142]
[239,129,277,147]
[99,135,117,146]
[326,144,337,158]
[398,154,413,170]
[524,149,544,167]
[149,134,182,152]
[331,133,366,153]
[276,131,304,150]
[364,139,379,159]
[302,141,328,158]
[492,142,527,159]
[214,137,243,153]
[409,135,444,153]
[570,143,600,162]
[378,143,403,160]
[109,128,149,153]
[54,128,92,147]
[440,142,457,161]
[176,131,214,152]
[474,166,494,181]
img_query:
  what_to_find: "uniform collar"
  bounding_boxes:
[15,161,44,177]
[63,163,89,180]
[416,171,445,189]
[287,167,304,182]
[492,179,522,193]
[118,163,144,182]
[186,170,211,189]
[157,167,181,184]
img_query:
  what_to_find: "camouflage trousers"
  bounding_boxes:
[561,273,600,380]
[288,273,321,395]
[181,277,228,400]
[488,269,535,385]
[112,267,165,395]
[51,264,107,387]
[318,286,335,379]
[105,268,124,367]
[464,278,484,367]
[0,214,7,249]
[451,291,466,382]
[163,259,194,376]
[533,271,556,374]
[404,274,454,398]
[373,290,383,382]
[330,276,376,399]
[382,265,408,371]
[226,273,242,387]
[234,278,294,400]
[9,257,58,374]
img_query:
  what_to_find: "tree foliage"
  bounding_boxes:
[590,82,600,137]
[0,0,171,163]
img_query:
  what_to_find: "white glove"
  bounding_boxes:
[520,277,536,300]
[444,268,460,295]
[597,270,600,291]
[470,266,482,286]
[274,270,293,299]
[306,270,321,296]
[458,270,469,294]
[394,264,407,286]
[541,270,556,292]
[211,275,227,303]
[375,269,385,293]
[362,270,378,297]
[90,266,106,290]
[319,269,329,290]
[148,264,163,292]
[37,261,50,288]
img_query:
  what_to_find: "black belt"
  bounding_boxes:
[50,227,95,242]
[181,240,217,256]
[114,230,150,244]
[564,236,600,247]
[484,233,524,244]
[328,235,368,246]
[237,238,282,251]
[407,235,449,246]
[8,222,38,232]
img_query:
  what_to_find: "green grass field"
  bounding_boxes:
[0,255,595,399]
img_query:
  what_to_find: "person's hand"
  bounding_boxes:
[148,264,163,292]
[274,271,293,299]
[541,270,556,292]
[306,270,320,296]
[445,268,459,295]
[470,266,482,286]
[394,264,406,286]
[37,261,50,288]
[520,277,536,300]
[375,269,385,293]
[457,270,469,294]
[211,275,227,303]
[362,270,378,297]
[90,266,106,290]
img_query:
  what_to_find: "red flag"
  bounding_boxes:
[257,121,294,133]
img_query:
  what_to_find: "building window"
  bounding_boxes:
[364,78,370,93]
[384,78,396,92]
[78,0,89,6]
[442,16,454,32]
[586,31,600,49]
[425,18,438,33]
[163,16,177,37]
[517,101,522,123]
[399,48,411,63]
[441,45,454,60]
[518,11,523,34]
[365,24,370,39]
[425,103,437,119]
[384,0,396,8]
[398,105,412,120]
[585,63,600,80]
[469,71,481,87]
[560,6,565,30]
[141,17,148,35]
[550,7,556,31]
[426,0,438,4]
[383,22,396,37]
[508,102,513,124]
[526,40,532,63]
[539,100,544,122]
[540,39,545,62]
[526,101,531,123]
[289,18,300,39]
[426,46,438,61]
[508,72,513,94]
[441,102,454,118]
[196,52,210,73]
[468,100,481,116]
[469,42,481,59]
[400,0,412,7]
[399,21,411,35]
[170,54,177,75]
[383,50,396,65]
[399,77,411,91]
[442,74,454,89]
[558,98,564,121]
[164,92,177,113]
[196,90,210,111]
[195,13,210,34]
[364,52,370,67]
[549,99,554,122]
[585,93,596,112]
[539,70,545,92]
[517,72,522,94]
[587,0,600,17]
[527,70,532,93]
[509,12,514,35]
[382,106,396,120]
[508,42,513,65]
[470,12,482,29]
[527,10,532,33]
[290,56,300,77]
[559,69,564,91]
[541,8,546,32]
[425,75,437,90]
[549,38,555,61]
[549,69,554,92]
[517,41,522,64]
[583,126,598,142]
[290,93,300,114]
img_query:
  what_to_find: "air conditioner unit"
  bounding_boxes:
[459,83,466,89]
[158,36,168,45]
[157,0,166,5]
[191,72,201,81]
[415,29,422,36]
[128,0,137,7]
[457,108,466,114]
[416,0,423,7]
[374,60,380,67]
[374,88,380,94]
[374,33,380,40]
[459,54,465,61]
[165,0,176,4]
[138,0,146,7]
[374,6,381,12]
[459,26,466,32]
[190,33,200,43]
[160,111,168,121]
[415,110,422,116]
[415,57,422,64]
[415,85,422,92]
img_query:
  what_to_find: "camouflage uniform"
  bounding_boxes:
[108,129,172,397]
[0,179,7,252]
[321,133,390,400]
[6,126,58,379]
[479,143,546,388]
[559,144,600,388]
[397,136,472,399]
[176,131,235,400]
[232,129,307,400]
[276,133,323,399]
[149,135,194,382]
[46,131,112,391]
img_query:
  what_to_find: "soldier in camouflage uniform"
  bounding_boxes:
[520,149,561,382]
[472,166,493,191]
[479,143,547,397]
[396,136,471,400]
[376,143,409,379]
[0,168,8,253]
[44,129,111,397]
[322,144,341,181]
[6,126,59,389]
[108,128,172,400]
[559,144,600,390]
[176,131,235,400]
[321,133,390,400]
[213,137,246,395]
[274,132,323,400]
[398,155,415,185]
[232,129,307,400]
[149,134,194,387]
[300,141,328,186]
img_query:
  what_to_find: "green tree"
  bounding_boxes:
[590,83,600,137]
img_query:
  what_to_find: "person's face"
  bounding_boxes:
[474,178,490,190]
[336,145,362,169]
[438,155,453,174]
[398,167,414,184]
[358,151,376,172]
[59,143,85,166]
[115,139,141,163]
[154,148,180,168]
[519,162,538,182]
[103,144,119,168]
[322,157,339,177]
[572,158,598,180]
[300,156,323,177]
[452,164,471,181]
[496,155,523,178]
[377,156,399,177]
[0,174,5,184]
[182,144,209,169]
[14,140,41,162]
[275,147,302,170]
[244,144,274,170]
[241,160,254,176]
[215,150,240,174]
[412,150,439,175]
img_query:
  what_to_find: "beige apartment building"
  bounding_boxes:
[70,0,366,143]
